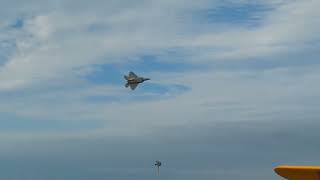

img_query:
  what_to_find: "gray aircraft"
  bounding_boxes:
[155,160,162,175]
[124,71,150,90]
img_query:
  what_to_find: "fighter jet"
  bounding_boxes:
[124,71,150,90]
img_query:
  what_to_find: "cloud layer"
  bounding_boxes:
[0,0,320,179]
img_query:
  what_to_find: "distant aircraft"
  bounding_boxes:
[155,160,162,175]
[124,72,150,90]
[274,166,320,180]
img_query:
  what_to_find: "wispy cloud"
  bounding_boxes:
[0,0,320,179]
[0,0,319,138]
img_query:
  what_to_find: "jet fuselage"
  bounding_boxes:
[127,77,149,84]
[124,72,150,90]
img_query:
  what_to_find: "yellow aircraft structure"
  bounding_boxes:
[275,166,320,180]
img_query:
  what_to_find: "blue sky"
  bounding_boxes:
[0,0,320,180]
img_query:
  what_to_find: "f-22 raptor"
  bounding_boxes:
[124,72,150,90]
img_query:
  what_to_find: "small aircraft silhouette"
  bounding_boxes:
[155,160,162,175]
[124,72,150,90]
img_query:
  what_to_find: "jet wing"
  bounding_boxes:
[129,72,138,78]
[129,83,139,90]
[275,166,320,180]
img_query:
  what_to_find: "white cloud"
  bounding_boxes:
[1,2,320,180]
[183,0,320,61]
[0,0,319,138]
[1,0,319,90]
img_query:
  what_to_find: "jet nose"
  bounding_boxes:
[144,78,150,81]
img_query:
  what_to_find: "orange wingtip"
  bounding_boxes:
[274,166,320,180]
